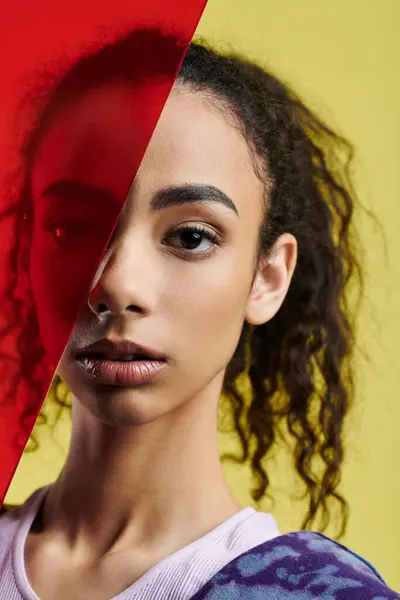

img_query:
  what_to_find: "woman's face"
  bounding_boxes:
[30,83,293,427]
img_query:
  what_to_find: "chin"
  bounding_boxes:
[73,383,177,428]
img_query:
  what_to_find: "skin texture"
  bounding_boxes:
[25,85,297,600]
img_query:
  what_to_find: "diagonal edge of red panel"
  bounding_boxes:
[0,0,208,504]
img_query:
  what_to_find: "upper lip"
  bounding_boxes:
[75,339,167,361]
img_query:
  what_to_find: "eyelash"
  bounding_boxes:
[163,223,222,255]
[43,219,91,241]
[42,219,222,257]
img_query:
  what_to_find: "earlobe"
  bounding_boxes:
[245,233,297,326]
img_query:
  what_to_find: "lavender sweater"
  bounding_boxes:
[0,487,280,600]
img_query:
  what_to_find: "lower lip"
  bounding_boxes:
[76,357,166,386]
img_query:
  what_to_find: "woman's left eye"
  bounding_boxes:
[165,224,221,254]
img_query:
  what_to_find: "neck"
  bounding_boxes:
[44,377,241,559]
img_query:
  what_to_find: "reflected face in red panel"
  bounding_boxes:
[30,82,170,366]
[30,84,265,426]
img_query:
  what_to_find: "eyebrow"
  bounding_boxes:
[38,180,113,205]
[151,184,239,216]
[38,180,239,216]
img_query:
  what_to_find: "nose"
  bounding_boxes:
[87,241,154,318]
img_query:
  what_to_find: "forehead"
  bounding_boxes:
[31,84,264,212]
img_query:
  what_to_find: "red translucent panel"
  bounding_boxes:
[0,0,207,503]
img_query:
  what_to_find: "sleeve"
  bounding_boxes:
[189,531,400,599]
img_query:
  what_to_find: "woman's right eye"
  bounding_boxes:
[44,220,88,244]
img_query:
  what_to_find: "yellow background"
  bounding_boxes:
[6,0,400,590]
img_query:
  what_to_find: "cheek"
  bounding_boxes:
[164,252,253,368]
[30,234,102,366]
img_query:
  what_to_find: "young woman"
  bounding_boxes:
[0,28,398,600]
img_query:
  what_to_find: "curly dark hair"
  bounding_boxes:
[0,28,364,537]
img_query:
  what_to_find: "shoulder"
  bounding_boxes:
[278,530,387,580]
[0,504,25,566]
[191,530,400,599]
[0,488,47,568]
[0,502,27,531]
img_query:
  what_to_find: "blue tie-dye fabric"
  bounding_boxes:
[190,531,399,600]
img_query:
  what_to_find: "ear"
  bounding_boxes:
[245,233,297,326]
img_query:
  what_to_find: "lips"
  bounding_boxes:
[75,339,167,386]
